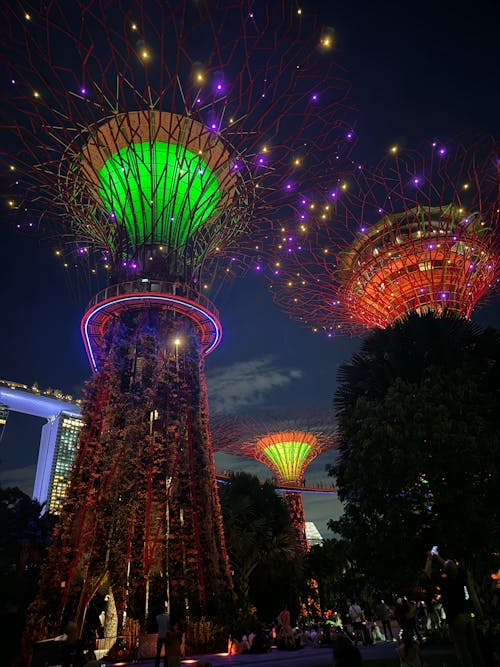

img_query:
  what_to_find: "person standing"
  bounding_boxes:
[165,622,182,667]
[375,598,394,641]
[348,601,366,646]
[155,606,171,667]
[277,604,294,647]
[425,549,485,667]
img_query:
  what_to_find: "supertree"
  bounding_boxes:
[2,0,351,642]
[212,410,337,551]
[267,138,500,335]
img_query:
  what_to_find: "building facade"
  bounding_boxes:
[0,380,82,513]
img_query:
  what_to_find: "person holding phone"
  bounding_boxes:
[424,548,485,667]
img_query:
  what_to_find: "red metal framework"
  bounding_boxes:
[81,281,222,371]
[3,0,352,642]
[4,0,352,292]
[268,138,500,335]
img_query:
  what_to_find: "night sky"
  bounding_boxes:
[1,0,499,538]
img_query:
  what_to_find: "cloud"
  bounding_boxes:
[0,464,36,496]
[207,356,303,414]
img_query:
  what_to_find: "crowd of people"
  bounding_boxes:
[226,548,486,667]
[54,548,486,667]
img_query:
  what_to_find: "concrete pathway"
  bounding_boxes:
[109,641,455,666]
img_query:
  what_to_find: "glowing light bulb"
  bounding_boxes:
[25,13,31,20]
[131,23,138,31]
[390,145,398,154]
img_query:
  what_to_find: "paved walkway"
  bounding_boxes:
[110,641,455,666]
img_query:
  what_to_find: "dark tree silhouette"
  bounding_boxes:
[329,312,500,606]
[218,472,303,625]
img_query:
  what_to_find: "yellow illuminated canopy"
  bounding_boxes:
[262,440,312,481]
[256,430,318,483]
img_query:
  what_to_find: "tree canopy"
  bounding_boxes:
[328,312,500,597]
[218,471,303,624]
[0,487,55,665]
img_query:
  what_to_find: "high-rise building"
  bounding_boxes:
[0,380,82,512]
[305,522,324,548]
[34,412,83,514]
[0,404,9,444]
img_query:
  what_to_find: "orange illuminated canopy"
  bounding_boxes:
[337,205,495,329]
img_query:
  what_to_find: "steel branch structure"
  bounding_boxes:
[212,410,336,550]
[3,0,351,641]
[268,139,500,335]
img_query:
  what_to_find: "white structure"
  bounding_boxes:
[305,521,324,547]
[0,380,82,513]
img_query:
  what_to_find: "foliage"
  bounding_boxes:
[0,487,56,665]
[218,471,303,624]
[27,311,233,642]
[329,312,500,603]
[185,616,227,653]
[305,538,352,612]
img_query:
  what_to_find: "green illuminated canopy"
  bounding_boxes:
[98,141,221,247]
[78,111,238,255]
[261,439,313,482]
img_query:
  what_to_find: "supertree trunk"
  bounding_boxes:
[30,306,232,638]
[283,492,308,551]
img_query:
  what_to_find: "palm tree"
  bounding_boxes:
[219,472,303,621]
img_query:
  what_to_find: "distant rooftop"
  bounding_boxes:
[305,521,324,547]
[0,380,81,420]
[0,379,81,405]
